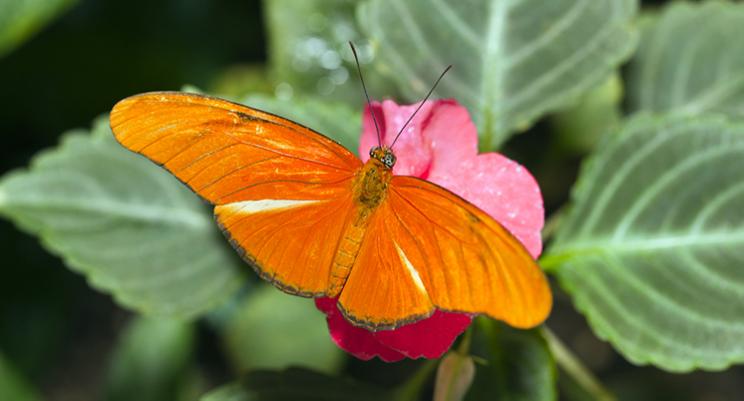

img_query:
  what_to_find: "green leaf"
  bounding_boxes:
[551,73,623,154]
[201,382,254,401]
[627,2,744,117]
[241,94,362,153]
[434,352,475,401]
[359,0,638,149]
[467,319,556,401]
[0,352,42,401]
[265,0,399,105]
[104,317,195,401]
[545,113,744,371]
[0,0,77,57]
[210,65,274,99]
[0,117,245,318]
[200,368,388,401]
[223,285,342,374]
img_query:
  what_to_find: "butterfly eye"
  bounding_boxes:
[383,153,396,168]
[369,147,377,157]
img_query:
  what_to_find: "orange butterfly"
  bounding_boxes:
[109,91,551,330]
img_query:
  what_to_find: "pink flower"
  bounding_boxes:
[315,99,545,362]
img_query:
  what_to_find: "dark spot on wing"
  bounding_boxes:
[234,111,262,122]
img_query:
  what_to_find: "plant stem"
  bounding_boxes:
[456,324,473,355]
[542,327,616,401]
[394,359,438,401]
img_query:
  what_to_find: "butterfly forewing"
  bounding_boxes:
[110,92,361,204]
[110,92,361,296]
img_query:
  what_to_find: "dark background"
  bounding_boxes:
[1,1,741,400]
[0,1,264,398]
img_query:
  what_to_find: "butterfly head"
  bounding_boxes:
[369,146,397,169]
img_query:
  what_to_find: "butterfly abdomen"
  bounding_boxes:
[328,223,366,296]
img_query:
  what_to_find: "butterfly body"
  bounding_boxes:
[110,92,551,331]
[327,151,394,295]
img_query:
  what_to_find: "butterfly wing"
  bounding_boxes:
[338,176,551,330]
[110,92,362,296]
[111,92,361,203]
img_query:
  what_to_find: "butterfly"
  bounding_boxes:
[109,90,551,331]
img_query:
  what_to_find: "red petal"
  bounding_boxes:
[314,298,404,362]
[373,311,472,359]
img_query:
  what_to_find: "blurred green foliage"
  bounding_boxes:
[0,118,245,318]
[0,0,743,401]
[0,352,42,401]
[104,317,196,401]
[201,367,389,401]
[0,0,76,58]
[467,320,556,401]
[222,285,342,374]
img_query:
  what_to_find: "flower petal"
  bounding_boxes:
[416,100,479,179]
[359,100,434,177]
[373,311,472,359]
[314,297,404,362]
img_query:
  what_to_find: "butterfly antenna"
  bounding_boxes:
[390,65,452,149]
[349,42,382,147]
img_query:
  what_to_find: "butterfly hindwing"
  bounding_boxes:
[337,200,435,329]
[214,196,356,296]
[339,176,551,329]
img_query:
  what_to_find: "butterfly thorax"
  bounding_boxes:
[354,156,393,211]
